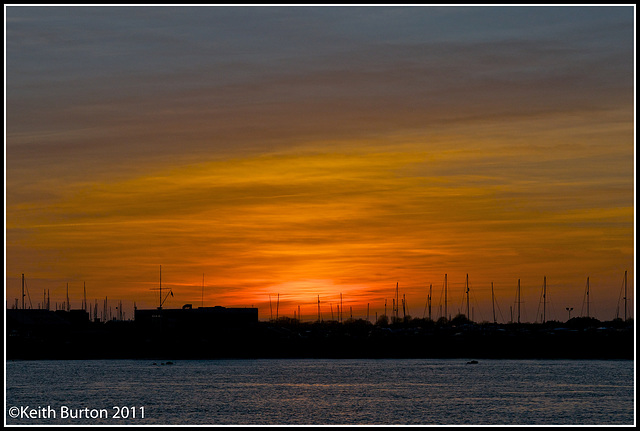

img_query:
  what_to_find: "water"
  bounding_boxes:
[5,359,634,425]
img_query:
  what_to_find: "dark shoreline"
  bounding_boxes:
[6,310,634,360]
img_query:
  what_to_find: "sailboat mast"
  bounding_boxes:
[428,284,432,321]
[22,274,25,310]
[491,282,496,324]
[586,276,589,318]
[624,270,627,321]
[444,274,448,322]
[159,265,162,309]
[396,282,399,321]
[466,274,470,320]
[402,294,406,320]
[543,276,546,324]
[517,279,521,324]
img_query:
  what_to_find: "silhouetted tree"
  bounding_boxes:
[566,316,600,329]
[451,313,471,326]
[375,315,389,327]
[436,317,449,326]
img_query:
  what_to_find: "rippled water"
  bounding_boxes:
[5,359,634,425]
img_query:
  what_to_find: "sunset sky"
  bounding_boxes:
[5,6,635,322]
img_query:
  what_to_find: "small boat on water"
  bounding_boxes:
[467,360,478,364]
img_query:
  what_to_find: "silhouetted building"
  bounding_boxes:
[55,309,90,325]
[7,309,72,333]
[134,305,258,334]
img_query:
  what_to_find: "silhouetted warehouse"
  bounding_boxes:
[7,309,71,332]
[134,305,258,333]
[7,309,90,332]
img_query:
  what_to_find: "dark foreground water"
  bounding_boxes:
[5,358,634,425]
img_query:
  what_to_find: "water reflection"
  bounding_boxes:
[6,359,634,425]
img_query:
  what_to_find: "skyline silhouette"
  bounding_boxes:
[7,269,633,324]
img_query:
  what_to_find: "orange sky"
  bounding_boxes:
[5,6,635,322]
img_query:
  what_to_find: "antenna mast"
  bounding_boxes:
[22,274,25,310]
